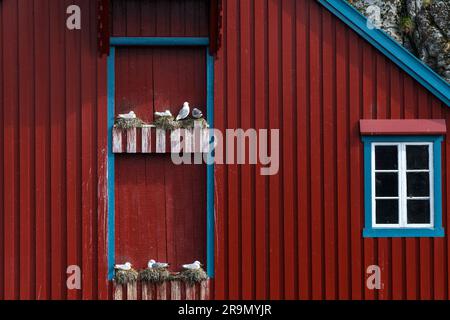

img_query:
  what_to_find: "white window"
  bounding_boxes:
[372,142,434,228]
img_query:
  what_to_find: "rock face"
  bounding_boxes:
[349,0,450,83]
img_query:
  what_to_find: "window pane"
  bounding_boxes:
[375,146,398,170]
[406,145,429,170]
[376,199,399,224]
[407,200,431,224]
[375,173,398,197]
[407,172,430,197]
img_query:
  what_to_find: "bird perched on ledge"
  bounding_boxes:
[182,261,202,271]
[192,108,203,119]
[114,262,132,271]
[176,102,190,121]
[154,110,173,118]
[117,111,136,120]
[147,259,170,269]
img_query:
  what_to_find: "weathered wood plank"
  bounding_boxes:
[185,284,196,300]
[141,282,149,300]
[127,282,137,300]
[171,129,181,153]
[171,281,181,300]
[156,129,166,153]
[142,126,152,153]
[200,280,209,300]
[157,282,167,300]
[126,128,137,153]
[112,127,123,153]
[113,283,123,300]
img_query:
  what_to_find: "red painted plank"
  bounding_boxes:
[66,0,82,300]
[18,0,35,300]
[254,0,269,300]
[81,0,96,299]
[3,0,20,300]
[240,0,255,300]
[296,0,311,300]
[322,8,337,300]
[213,42,227,299]
[49,0,67,300]
[0,0,4,300]
[282,0,297,300]
[336,21,350,300]
[309,1,324,300]
[34,0,51,300]
[97,52,109,300]
[226,0,241,300]
[268,0,282,300]
[348,30,363,300]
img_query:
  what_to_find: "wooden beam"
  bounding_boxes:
[97,0,110,56]
[209,0,223,55]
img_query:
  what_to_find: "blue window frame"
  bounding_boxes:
[107,37,215,279]
[362,135,444,238]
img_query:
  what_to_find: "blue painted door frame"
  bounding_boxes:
[107,37,215,279]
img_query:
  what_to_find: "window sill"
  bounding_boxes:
[363,227,444,238]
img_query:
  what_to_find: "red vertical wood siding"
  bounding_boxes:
[0,0,449,300]
[0,0,109,299]
[213,0,450,300]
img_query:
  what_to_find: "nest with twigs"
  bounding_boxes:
[172,268,208,286]
[139,267,171,284]
[114,117,147,130]
[114,268,139,285]
[152,116,209,131]
[152,116,179,130]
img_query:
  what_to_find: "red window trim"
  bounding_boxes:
[360,119,447,136]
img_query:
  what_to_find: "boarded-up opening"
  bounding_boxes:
[114,46,207,270]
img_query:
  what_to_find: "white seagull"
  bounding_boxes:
[114,262,132,271]
[176,102,190,121]
[182,261,202,271]
[117,111,137,120]
[148,259,170,269]
[154,110,173,118]
[192,108,203,119]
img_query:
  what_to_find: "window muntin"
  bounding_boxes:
[372,142,434,229]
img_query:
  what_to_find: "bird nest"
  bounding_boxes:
[114,117,147,130]
[139,267,171,284]
[173,268,208,286]
[152,117,209,131]
[114,269,139,285]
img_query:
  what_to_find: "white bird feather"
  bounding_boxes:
[154,110,173,118]
[182,261,202,270]
[176,102,190,121]
[114,262,132,271]
[148,259,169,269]
[117,111,136,120]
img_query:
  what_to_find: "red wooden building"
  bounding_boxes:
[0,0,449,300]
